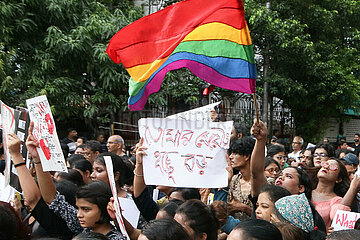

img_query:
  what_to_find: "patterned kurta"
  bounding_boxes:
[49,192,127,240]
[227,173,253,220]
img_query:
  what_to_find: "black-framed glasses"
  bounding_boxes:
[313,153,328,158]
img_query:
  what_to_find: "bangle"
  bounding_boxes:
[33,161,41,165]
[133,169,144,177]
[14,162,26,168]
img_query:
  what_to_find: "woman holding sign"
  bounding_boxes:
[25,122,127,239]
[312,158,360,232]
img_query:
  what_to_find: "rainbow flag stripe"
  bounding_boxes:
[106,0,256,110]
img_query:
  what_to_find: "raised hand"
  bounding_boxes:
[25,121,40,159]
[7,133,22,156]
[226,154,233,186]
[350,174,360,192]
[251,119,268,141]
[135,138,147,165]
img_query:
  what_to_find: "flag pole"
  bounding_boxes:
[253,92,260,124]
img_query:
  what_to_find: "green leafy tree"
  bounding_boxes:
[0,0,142,133]
[245,0,360,141]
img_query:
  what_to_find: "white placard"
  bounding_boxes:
[167,102,221,121]
[138,118,232,188]
[104,156,129,240]
[331,210,360,231]
[26,95,67,172]
[118,198,140,228]
[152,189,159,203]
[1,102,16,186]
[0,185,15,203]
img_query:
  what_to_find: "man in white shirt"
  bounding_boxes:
[288,136,303,162]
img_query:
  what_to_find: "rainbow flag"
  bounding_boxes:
[106,0,256,110]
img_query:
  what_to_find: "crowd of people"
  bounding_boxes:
[1,118,360,240]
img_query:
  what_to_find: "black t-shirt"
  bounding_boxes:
[133,186,159,222]
[31,197,74,239]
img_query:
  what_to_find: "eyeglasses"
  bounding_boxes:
[320,161,338,171]
[274,156,287,161]
[265,168,280,174]
[107,141,121,144]
[292,142,301,144]
[313,153,328,158]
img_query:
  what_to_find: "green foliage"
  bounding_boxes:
[0,0,143,128]
[245,0,360,141]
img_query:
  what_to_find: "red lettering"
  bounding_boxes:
[180,130,194,146]
[45,113,54,134]
[142,126,163,145]
[165,129,181,147]
[39,138,51,160]
[195,132,209,148]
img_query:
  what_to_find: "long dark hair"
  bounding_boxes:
[94,152,133,187]
[332,158,350,197]
[267,145,285,157]
[287,166,312,200]
[0,201,31,240]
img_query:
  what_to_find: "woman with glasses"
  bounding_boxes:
[250,120,327,234]
[312,143,335,168]
[267,145,287,170]
[264,157,281,184]
[311,158,357,232]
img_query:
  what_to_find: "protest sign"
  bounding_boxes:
[138,118,233,188]
[10,108,30,192]
[104,156,129,240]
[331,210,360,231]
[167,102,221,121]
[0,185,16,203]
[26,95,67,172]
[1,102,31,191]
[1,101,17,186]
[118,198,140,228]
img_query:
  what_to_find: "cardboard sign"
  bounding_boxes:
[167,102,220,121]
[118,197,140,228]
[26,95,67,172]
[138,118,232,188]
[331,210,360,231]
[104,156,129,240]
[1,102,17,187]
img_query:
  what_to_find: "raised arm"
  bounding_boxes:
[341,174,360,207]
[133,138,147,198]
[8,133,40,210]
[250,119,268,197]
[26,121,56,205]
